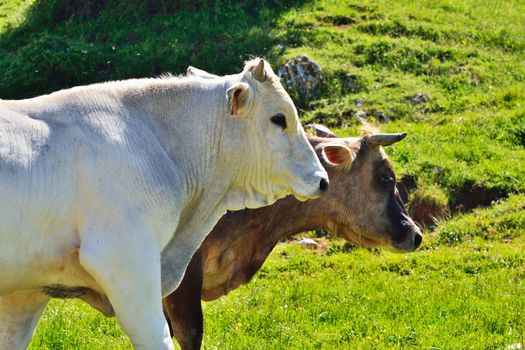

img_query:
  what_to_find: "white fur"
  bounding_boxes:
[0,59,327,349]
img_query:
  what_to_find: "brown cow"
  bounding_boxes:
[162,125,422,350]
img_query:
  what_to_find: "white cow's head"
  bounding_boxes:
[199,59,328,208]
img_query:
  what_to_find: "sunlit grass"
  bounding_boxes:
[1,0,523,348]
[0,0,34,31]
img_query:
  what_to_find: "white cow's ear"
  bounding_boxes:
[186,66,219,79]
[309,123,337,138]
[226,82,252,116]
[322,143,355,167]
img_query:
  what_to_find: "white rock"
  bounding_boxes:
[298,237,318,249]
[277,55,323,98]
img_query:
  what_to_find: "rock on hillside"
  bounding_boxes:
[278,55,323,99]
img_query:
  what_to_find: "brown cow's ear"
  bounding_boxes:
[226,82,252,116]
[322,144,354,167]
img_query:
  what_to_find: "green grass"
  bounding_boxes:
[386,110,525,198]
[30,221,525,349]
[30,301,130,349]
[201,239,525,349]
[333,108,525,209]
[277,0,525,209]
[1,0,524,348]
[433,194,525,245]
[0,0,34,31]
[0,0,308,99]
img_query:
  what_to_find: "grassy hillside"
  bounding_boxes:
[274,0,525,212]
[0,0,524,349]
[1,0,523,212]
[0,0,307,98]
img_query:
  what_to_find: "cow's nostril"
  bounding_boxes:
[319,178,329,193]
[414,233,422,249]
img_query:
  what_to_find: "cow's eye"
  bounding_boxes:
[380,175,394,187]
[271,113,287,130]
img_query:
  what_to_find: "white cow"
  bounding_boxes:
[0,59,328,349]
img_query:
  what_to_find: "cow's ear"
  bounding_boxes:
[226,82,252,116]
[186,66,219,79]
[322,143,355,167]
[310,124,337,138]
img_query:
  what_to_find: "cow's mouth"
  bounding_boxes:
[332,220,422,252]
[333,223,391,249]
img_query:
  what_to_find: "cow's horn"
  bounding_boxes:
[252,59,267,82]
[366,132,407,147]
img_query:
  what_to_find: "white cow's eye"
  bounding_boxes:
[271,113,287,130]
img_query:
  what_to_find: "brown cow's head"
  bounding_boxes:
[311,124,422,252]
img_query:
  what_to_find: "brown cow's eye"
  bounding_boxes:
[380,175,394,187]
[271,113,287,130]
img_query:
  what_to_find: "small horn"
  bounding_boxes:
[186,66,198,76]
[308,124,337,138]
[252,59,267,82]
[366,132,407,147]
[187,66,219,79]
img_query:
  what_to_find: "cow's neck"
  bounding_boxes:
[201,196,327,300]
[127,80,225,177]
[120,77,273,213]
[261,198,321,242]
[118,77,287,296]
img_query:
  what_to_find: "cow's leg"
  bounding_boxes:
[163,251,204,350]
[0,291,49,349]
[79,221,174,350]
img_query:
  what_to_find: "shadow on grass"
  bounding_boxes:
[0,0,312,99]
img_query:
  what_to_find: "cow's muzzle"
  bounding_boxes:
[413,232,423,249]
[393,225,423,252]
[290,170,329,201]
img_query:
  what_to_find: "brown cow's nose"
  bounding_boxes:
[414,233,422,249]
[319,178,329,193]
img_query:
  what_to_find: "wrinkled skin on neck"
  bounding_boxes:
[163,133,421,349]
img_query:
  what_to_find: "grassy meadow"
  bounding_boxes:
[0,0,524,349]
